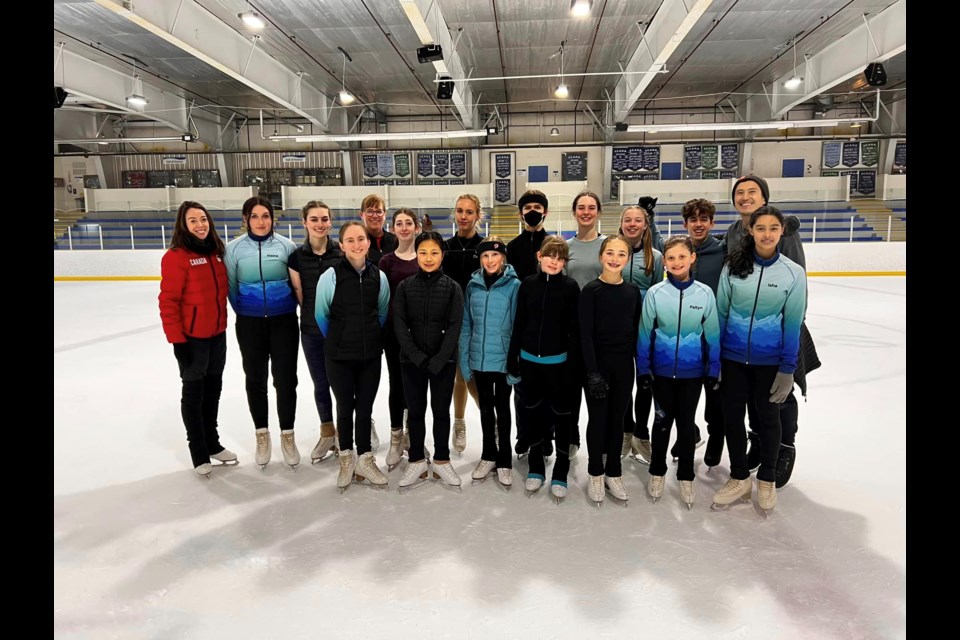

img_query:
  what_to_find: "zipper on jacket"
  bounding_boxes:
[208,259,221,331]
[479,286,490,370]
[422,274,432,359]
[189,306,198,335]
[537,274,549,356]
[359,268,367,359]
[745,265,765,364]
[258,242,267,317]
[673,289,683,378]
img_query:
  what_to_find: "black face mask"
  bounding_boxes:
[523,210,544,227]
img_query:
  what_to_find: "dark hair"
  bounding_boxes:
[415,231,446,252]
[170,201,225,256]
[619,205,655,276]
[338,220,369,242]
[727,205,786,278]
[681,198,716,222]
[663,235,695,256]
[538,235,569,261]
[392,207,420,228]
[242,196,274,226]
[301,200,331,221]
[572,190,602,214]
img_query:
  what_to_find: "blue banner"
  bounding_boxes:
[450,153,466,177]
[495,154,512,178]
[418,153,433,177]
[721,144,739,169]
[433,153,449,177]
[627,146,642,171]
[612,147,628,172]
[684,145,702,170]
[495,178,512,203]
[362,154,378,178]
[842,142,860,168]
[857,170,876,195]
[894,142,906,168]
[377,153,394,178]
[823,142,842,168]
[642,146,660,171]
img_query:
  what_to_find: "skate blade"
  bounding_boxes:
[286,463,299,471]
[353,476,389,490]
[684,502,693,510]
[398,479,430,494]
[212,460,239,466]
[554,496,564,505]
[311,452,336,465]
[258,463,267,472]
[497,481,512,492]
[628,454,650,465]
[517,451,529,460]
[387,461,402,472]
[431,475,463,493]
[471,475,493,486]
[650,495,661,503]
[605,491,629,508]
[594,500,603,509]
[711,495,751,511]
[526,487,543,498]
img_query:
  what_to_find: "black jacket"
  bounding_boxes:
[507,272,581,378]
[324,259,385,360]
[367,230,399,266]
[289,239,342,334]
[689,234,724,295]
[393,269,465,375]
[506,229,549,282]
[443,234,482,291]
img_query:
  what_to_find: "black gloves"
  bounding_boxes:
[637,373,653,391]
[705,376,720,391]
[586,372,609,400]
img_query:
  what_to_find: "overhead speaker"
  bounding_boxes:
[54,86,68,109]
[417,44,443,64]
[615,122,628,132]
[437,77,454,100]
[864,63,887,87]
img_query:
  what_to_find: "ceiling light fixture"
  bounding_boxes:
[553,41,569,99]
[626,117,872,133]
[570,0,592,17]
[782,38,803,89]
[270,129,489,144]
[549,102,559,136]
[337,47,355,104]
[239,11,266,30]
[55,136,192,144]
[126,71,149,108]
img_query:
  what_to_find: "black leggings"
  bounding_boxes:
[326,356,382,455]
[474,371,513,469]
[401,362,456,462]
[383,330,407,430]
[622,383,653,440]
[585,353,634,478]
[722,359,781,482]
[175,332,227,467]
[235,314,299,431]
[650,377,702,481]
[520,360,574,482]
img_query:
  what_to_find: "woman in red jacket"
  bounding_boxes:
[159,201,236,477]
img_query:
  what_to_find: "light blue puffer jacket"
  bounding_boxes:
[458,264,520,378]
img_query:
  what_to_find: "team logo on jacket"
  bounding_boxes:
[688,305,703,310]
[189,257,209,266]
[767,283,779,288]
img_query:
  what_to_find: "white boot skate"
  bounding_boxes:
[255,428,271,471]
[398,459,430,494]
[588,474,605,508]
[432,461,462,492]
[337,450,357,493]
[711,478,753,511]
[496,467,513,492]
[550,480,567,504]
[679,480,696,510]
[355,452,388,489]
[310,422,337,464]
[452,419,467,456]
[604,475,628,507]
[629,437,651,464]
[280,429,300,470]
[620,433,632,458]
[757,479,777,517]
[568,444,579,460]
[402,429,432,463]
[195,463,213,478]
[647,474,665,503]
[386,429,404,472]
[211,449,238,466]
[370,419,380,453]
[471,459,496,485]
[525,474,544,496]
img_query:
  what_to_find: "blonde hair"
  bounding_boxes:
[620,205,654,276]
[451,193,484,223]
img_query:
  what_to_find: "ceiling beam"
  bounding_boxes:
[398,0,478,128]
[91,0,347,134]
[612,0,715,123]
[743,0,905,122]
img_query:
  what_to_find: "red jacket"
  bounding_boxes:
[159,248,229,343]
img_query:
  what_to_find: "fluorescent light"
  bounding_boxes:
[783,76,802,89]
[56,136,191,144]
[571,0,592,17]
[339,90,355,104]
[554,84,569,99]
[850,122,862,128]
[625,117,872,133]
[279,129,488,143]
[126,94,148,107]
[549,127,560,136]
[239,11,266,29]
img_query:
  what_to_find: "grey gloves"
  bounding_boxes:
[769,372,794,404]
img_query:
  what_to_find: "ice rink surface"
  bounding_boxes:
[54,276,905,639]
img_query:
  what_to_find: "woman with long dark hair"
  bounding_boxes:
[159,201,235,477]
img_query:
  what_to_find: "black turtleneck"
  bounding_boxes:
[483,271,502,290]
[183,233,217,255]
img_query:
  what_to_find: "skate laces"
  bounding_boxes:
[719,478,746,496]
[281,433,296,454]
[256,431,269,453]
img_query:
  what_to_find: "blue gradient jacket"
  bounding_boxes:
[224,231,297,317]
[624,245,664,299]
[717,253,807,373]
[459,265,520,378]
[636,275,721,379]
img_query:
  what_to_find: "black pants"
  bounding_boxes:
[383,330,407,430]
[747,388,798,445]
[326,356,382,455]
[401,362,456,462]
[703,381,724,441]
[622,383,653,440]
[650,377,702,481]
[520,360,574,482]
[175,332,228,468]
[301,331,333,423]
[569,384,584,447]
[722,359,781,482]
[474,371,513,469]
[235,314,299,431]
[585,353,634,478]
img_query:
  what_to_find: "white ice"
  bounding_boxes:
[54,277,905,639]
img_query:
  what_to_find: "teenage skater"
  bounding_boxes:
[580,235,642,507]
[393,232,465,493]
[711,206,806,515]
[636,236,720,509]
[506,236,581,503]
[315,221,391,492]
[159,201,236,477]
[459,237,520,489]
[224,196,300,470]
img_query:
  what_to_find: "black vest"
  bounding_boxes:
[295,240,342,334]
[325,260,383,360]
